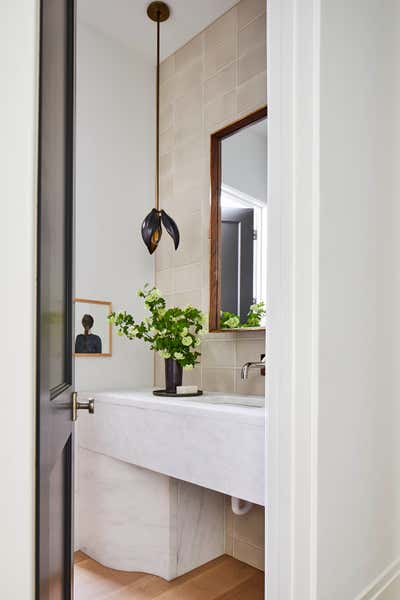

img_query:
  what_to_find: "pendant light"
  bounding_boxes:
[141,2,180,255]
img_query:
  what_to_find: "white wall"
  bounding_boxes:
[75,20,155,392]
[317,1,400,598]
[0,2,38,598]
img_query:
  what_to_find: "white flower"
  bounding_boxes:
[182,336,192,346]
[159,350,171,359]
[127,325,138,338]
[183,364,194,370]
[146,288,162,303]
[194,338,201,347]
[181,327,188,337]
[174,352,184,360]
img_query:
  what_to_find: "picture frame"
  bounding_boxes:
[73,298,112,357]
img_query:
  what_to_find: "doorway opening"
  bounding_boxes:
[73,2,267,598]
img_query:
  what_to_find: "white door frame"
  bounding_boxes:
[266,0,320,598]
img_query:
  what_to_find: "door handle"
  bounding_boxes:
[72,391,95,422]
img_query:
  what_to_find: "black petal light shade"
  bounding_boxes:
[160,209,180,249]
[141,208,162,254]
[141,209,180,255]
[142,2,180,254]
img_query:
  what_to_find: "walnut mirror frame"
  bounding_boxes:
[209,106,267,332]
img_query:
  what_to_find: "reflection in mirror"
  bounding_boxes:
[73,298,112,356]
[210,107,267,331]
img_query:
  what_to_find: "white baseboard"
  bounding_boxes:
[355,558,400,600]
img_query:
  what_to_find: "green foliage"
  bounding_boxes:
[245,302,266,327]
[220,301,266,329]
[108,284,206,369]
[220,311,241,329]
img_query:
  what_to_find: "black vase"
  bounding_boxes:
[165,358,183,393]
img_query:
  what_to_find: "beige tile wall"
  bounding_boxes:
[155,0,266,569]
[225,498,265,571]
[155,0,267,395]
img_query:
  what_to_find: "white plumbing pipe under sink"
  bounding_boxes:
[231,496,253,516]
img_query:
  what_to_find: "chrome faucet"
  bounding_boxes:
[241,356,266,379]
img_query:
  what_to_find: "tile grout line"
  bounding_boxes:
[238,10,267,34]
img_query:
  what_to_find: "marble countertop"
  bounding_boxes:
[93,388,265,425]
[78,388,265,505]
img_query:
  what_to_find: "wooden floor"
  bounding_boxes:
[74,551,264,600]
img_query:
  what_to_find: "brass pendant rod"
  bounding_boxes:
[155,13,160,211]
[142,3,179,256]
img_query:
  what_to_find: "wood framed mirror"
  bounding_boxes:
[209,106,267,332]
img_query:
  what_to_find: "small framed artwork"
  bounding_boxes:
[74,298,112,357]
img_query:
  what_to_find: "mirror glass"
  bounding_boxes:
[74,298,112,356]
[210,109,267,330]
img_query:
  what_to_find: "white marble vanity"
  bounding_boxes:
[78,389,265,580]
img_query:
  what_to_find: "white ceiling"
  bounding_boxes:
[78,0,239,63]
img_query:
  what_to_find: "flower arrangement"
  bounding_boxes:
[220,301,266,329]
[108,285,206,370]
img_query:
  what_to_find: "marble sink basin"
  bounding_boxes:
[78,388,265,505]
[180,391,264,408]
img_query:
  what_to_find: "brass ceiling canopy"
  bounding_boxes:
[147,1,170,22]
[141,2,180,255]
